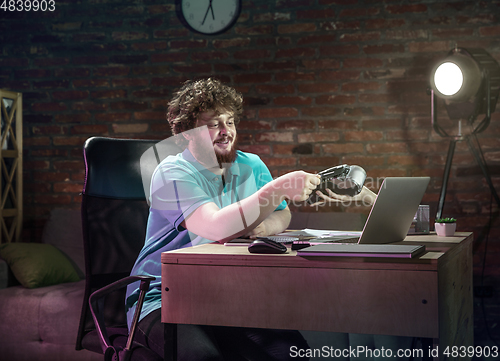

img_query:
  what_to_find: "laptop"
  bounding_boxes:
[348,176,429,244]
[296,177,430,257]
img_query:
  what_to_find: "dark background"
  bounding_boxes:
[1,0,499,347]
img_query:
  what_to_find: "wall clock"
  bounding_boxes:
[175,0,242,35]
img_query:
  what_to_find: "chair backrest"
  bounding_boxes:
[76,136,181,349]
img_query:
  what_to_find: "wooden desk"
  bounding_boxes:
[161,233,473,361]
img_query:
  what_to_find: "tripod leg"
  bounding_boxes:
[436,140,457,221]
[466,136,500,208]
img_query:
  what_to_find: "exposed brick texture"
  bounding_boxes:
[1,0,500,343]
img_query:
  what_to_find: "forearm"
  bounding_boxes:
[311,185,377,207]
[361,186,377,205]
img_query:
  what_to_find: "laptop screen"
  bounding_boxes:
[357,177,430,244]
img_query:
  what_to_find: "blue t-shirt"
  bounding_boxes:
[125,149,287,328]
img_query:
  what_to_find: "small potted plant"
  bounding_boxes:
[434,217,457,237]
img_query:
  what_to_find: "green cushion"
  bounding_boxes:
[0,243,80,289]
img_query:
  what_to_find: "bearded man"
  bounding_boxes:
[126,78,319,361]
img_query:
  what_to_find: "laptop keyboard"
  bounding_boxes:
[261,235,360,245]
[260,236,300,244]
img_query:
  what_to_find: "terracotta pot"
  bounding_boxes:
[435,222,456,237]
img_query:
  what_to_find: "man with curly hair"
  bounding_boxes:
[126,78,319,360]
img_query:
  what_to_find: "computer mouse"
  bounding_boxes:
[248,239,287,254]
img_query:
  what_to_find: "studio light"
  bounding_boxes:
[429,47,500,220]
[433,62,465,97]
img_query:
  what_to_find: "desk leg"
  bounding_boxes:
[422,338,433,361]
[422,338,443,361]
[164,323,177,361]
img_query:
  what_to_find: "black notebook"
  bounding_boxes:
[296,243,426,259]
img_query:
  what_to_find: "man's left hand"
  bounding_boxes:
[310,185,377,207]
[242,222,268,238]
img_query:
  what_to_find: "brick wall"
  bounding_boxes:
[1,2,500,281]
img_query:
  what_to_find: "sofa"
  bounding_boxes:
[0,208,101,361]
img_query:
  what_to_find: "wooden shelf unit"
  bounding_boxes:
[0,90,22,244]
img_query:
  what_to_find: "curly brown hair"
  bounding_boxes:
[167,78,243,135]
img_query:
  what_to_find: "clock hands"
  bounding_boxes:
[209,0,215,20]
[202,0,215,25]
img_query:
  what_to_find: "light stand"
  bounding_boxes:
[430,48,500,220]
[432,48,500,347]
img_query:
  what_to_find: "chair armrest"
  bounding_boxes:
[89,275,155,356]
[90,275,153,300]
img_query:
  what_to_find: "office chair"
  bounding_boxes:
[76,136,180,361]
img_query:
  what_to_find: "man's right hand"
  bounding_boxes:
[275,171,321,202]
